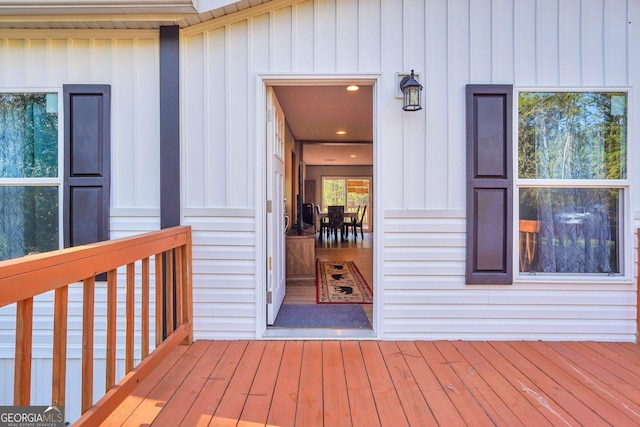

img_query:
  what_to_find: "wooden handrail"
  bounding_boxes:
[0,225,193,425]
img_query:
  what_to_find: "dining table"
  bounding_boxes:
[317,210,358,222]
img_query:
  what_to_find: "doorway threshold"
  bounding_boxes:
[262,327,377,339]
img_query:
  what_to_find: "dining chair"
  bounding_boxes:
[316,204,328,237]
[345,205,366,239]
[326,205,346,241]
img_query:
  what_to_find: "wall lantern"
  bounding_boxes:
[399,70,423,111]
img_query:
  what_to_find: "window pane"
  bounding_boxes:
[0,93,59,178]
[518,92,627,180]
[322,178,346,209]
[346,179,370,229]
[519,188,620,274]
[0,186,58,260]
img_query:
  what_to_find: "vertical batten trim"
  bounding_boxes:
[160,25,181,228]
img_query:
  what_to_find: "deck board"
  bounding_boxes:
[266,341,303,427]
[237,340,285,427]
[297,341,324,426]
[96,340,640,427]
[432,341,521,426]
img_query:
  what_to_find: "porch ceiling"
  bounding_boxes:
[0,0,272,29]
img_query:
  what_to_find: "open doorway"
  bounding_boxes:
[265,82,375,332]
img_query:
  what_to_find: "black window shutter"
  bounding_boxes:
[63,85,111,249]
[465,84,513,284]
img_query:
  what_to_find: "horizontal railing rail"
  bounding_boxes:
[0,225,193,426]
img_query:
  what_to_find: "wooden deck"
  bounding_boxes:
[100,339,640,426]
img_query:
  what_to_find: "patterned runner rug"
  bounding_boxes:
[316,260,373,304]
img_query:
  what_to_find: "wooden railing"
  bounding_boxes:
[0,226,193,426]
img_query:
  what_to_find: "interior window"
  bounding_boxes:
[0,92,60,260]
[321,177,370,230]
[517,91,627,275]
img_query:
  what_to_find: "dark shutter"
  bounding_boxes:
[63,85,110,248]
[465,84,513,284]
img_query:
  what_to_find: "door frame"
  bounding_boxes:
[255,73,382,339]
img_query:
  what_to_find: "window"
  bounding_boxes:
[0,92,60,260]
[517,91,627,275]
[322,177,370,230]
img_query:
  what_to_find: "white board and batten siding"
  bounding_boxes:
[0,31,162,416]
[182,0,639,341]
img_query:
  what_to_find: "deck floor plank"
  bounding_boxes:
[436,341,526,427]
[152,340,230,426]
[579,341,640,379]
[209,340,268,427]
[340,341,381,427]
[396,341,466,426]
[266,341,304,427]
[359,341,410,427]
[176,340,249,427]
[456,341,552,426]
[321,341,351,427]
[296,341,324,426]
[378,341,437,426]
[494,341,610,427]
[295,341,324,426]
[99,342,189,427]
[526,341,640,426]
[522,342,631,426]
[117,339,210,426]
[551,342,640,405]
[237,340,286,427]
[99,340,640,427]
[416,341,496,427]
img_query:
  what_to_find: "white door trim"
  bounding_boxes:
[255,73,382,339]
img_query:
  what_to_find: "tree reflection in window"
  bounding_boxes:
[518,91,627,274]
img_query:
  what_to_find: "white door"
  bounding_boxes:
[266,87,286,325]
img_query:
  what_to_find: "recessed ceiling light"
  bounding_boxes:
[336,130,347,135]
[350,154,357,158]
[325,158,336,162]
[347,85,359,91]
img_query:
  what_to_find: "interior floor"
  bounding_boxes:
[283,231,373,324]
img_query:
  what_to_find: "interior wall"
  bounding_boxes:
[284,124,295,223]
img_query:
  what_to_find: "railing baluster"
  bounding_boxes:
[106,269,117,391]
[126,262,135,373]
[175,246,184,326]
[165,250,174,335]
[183,230,193,343]
[155,253,163,345]
[82,277,96,413]
[52,286,68,407]
[14,297,33,406]
[142,257,150,359]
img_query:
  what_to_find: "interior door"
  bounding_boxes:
[266,87,286,325]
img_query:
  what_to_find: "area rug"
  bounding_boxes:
[273,304,371,328]
[316,260,373,304]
